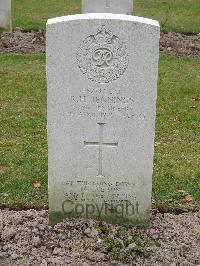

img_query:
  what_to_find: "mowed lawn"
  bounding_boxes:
[12,0,200,32]
[0,55,199,210]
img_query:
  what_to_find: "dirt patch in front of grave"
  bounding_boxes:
[0,30,45,55]
[160,31,200,57]
[0,209,199,265]
[0,30,200,57]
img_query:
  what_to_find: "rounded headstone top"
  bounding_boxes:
[47,13,160,28]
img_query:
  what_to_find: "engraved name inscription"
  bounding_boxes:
[68,92,145,120]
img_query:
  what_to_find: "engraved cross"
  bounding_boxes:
[106,0,110,9]
[84,123,118,177]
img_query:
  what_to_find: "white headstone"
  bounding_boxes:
[82,0,133,14]
[47,14,160,226]
[0,0,12,32]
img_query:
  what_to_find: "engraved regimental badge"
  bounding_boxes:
[76,25,128,84]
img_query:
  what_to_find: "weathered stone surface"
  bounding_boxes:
[82,0,133,14]
[47,14,160,226]
[0,0,11,32]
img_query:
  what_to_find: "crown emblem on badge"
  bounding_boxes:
[94,25,113,44]
[76,25,128,84]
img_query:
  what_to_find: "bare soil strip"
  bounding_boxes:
[0,30,200,56]
[0,209,199,265]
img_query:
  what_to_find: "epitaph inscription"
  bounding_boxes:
[62,180,139,218]
[77,25,128,83]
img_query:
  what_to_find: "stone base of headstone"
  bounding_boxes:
[0,0,12,32]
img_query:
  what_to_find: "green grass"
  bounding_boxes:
[0,55,47,208]
[134,0,200,32]
[12,0,200,32]
[12,0,81,30]
[0,54,199,210]
[154,56,200,209]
